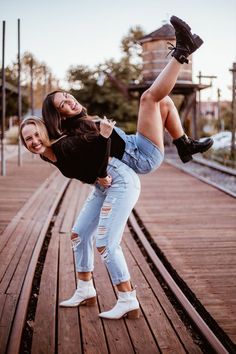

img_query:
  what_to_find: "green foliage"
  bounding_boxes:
[66,27,145,130]
[120,26,144,64]
[220,104,233,131]
[2,51,59,123]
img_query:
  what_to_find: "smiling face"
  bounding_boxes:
[21,123,47,154]
[53,92,83,117]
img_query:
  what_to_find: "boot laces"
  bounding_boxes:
[166,42,176,57]
[188,137,197,144]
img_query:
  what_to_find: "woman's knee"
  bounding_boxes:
[140,89,156,105]
[160,96,174,109]
[71,232,79,240]
[71,232,81,250]
[97,245,109,262]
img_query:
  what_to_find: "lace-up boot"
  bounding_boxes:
[173,134,213,163]
[169,15,203,64]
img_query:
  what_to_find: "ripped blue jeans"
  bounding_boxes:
[71,157,141,285]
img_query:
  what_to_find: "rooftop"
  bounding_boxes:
[139,23,175,43]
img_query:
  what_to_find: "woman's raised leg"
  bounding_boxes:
[137,16,213,162]
[137,58,182,152]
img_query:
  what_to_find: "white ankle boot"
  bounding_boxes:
[99,289,140,319]
[59,279,96,307]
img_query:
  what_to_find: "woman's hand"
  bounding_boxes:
[97,175,112,188]
[99,116,116,138]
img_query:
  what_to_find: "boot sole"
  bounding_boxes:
[192,34,204,50]
[170,15,191,32]
[170,16,204,51]
[99,307,140,320]
[180,154,193,163]
[181,139,214,163]
[197,139,214,153]
[59,296,97,307]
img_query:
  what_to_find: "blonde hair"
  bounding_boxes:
[20,116,51,149]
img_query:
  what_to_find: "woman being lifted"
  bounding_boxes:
[42,15,213,184]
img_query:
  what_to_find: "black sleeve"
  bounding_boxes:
[90,134,111,178]
[96,135,111,178]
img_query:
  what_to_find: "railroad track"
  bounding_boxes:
[128,209,235,354]
[127,156,236,353]
[164,149,236,198]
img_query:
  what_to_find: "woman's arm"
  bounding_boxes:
[96,118,115,184]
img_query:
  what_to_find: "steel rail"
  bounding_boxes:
[165,158,236,198]
[129,212,229,354]
[192,156,236,176]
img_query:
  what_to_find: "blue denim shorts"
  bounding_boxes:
[115,127,164,174]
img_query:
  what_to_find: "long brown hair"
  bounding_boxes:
[42,90,99,142]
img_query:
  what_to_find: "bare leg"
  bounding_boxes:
[116,280,132,292]
[77,271,92,281]
[137,58,182,152]
[160,96,185,139]
[136,16,212,162]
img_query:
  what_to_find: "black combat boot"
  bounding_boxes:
[169,15,203,64]
[173,135,214,163]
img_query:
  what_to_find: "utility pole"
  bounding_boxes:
[1,20,6,176]
[229,63,236,160]
[42,65,47,100]
[197,72,217,137]
[197,71,202,134]
[17,18,22,166]
[217,88,224,131]
[30,55,34,116]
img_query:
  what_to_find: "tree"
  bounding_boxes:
[66,26,145,132]
[3,52,59,120]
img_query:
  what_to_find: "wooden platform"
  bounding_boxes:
[136,162,236,345]
[0,151,55,234]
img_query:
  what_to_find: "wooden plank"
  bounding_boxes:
[93,252,135,354]
[0,152,55,235]
[31,229,59,354]
[123,228,202,354]
[0,219,35,285]
[58,233,82,354]
[0,294,18,354]
[123,239,185,353]
[6,176,69,354]
[4,175,68,295]
[0,294,6,319]
[0,220,41,295]
[79,291,108,354]
[0,170,59,257]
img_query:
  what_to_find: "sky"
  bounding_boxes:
[1,0,236,101]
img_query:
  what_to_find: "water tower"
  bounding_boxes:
[140,23,192,84]
[129,22,210,137]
